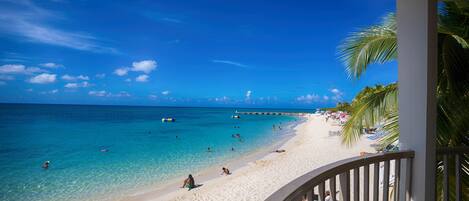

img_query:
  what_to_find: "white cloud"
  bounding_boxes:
[29,73,56,84]
[0,64,46,74]
[212,60,248,68]
[131,60,156,74]
[114,67,129,76]
[64,81,90,89]
[330,88,343,101]
[61,74,74,80]
[95,73,105,78]
[111,91,131,97]
[113,60,157,77]
[213,96,230,103]
[64,83,78,88]
[149,94,158,100]
[77,75,89,80]
[125,78,131,82]
[135,74,149,82]
[161,90,170,95]
[61,74,89,81]
[40,89,58,94]
[323,95,330,101]
[245,90,252,99]
[40,62,63,68]
[88,90,107,97]
[296,94,320,103]
[0,1,117,53]
[88,90,131,97]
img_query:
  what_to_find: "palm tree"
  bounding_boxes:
[338,1,469,200]
[338,2,469,147]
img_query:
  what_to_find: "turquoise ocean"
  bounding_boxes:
[0,104,304,201]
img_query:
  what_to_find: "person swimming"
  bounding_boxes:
[221,167,231,175]
[42,161,50,169]
[207,147,212,152]
[231,147,235,151]
[100,149,109,152]
[181,174,196,190]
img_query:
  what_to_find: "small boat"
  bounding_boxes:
[162,117,176,122]
[231,115,240,119]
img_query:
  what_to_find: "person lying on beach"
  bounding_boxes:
[181,174,196,190]
[221,167,231,175]
[273,149,286,153]
[42,161,50,169]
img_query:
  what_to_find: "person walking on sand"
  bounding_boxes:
[182,174,196,190]
[221,167,231,175]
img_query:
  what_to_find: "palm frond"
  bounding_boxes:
[378,111,399,147]
[338,13,397,79]
[341,84,398,146]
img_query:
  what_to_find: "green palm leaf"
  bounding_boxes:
[338,13,397,79]
[341,84,398,146]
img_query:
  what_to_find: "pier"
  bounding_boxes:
[235,111,308,116]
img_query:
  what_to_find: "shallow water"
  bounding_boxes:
[0,104,302,201]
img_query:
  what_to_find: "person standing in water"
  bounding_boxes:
[42,161,50,169]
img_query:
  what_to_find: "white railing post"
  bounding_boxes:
[397,0,437,201]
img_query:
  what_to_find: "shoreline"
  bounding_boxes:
[124,114,375,201]
[118,116,306,201]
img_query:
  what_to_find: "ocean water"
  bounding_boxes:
[0,104,301,201]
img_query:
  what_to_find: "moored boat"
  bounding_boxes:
[161,117,176,122]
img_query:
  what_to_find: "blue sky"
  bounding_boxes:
[0,0,397,108]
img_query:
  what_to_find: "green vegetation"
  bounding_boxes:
[338,1,469,199]
[322,102,351,113]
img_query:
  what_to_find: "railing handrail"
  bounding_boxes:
[265,150,415,201]
[435,146,468,201]
[436,146,469,154]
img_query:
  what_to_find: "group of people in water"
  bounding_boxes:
[182,124,243,190]
[272,124,282,131]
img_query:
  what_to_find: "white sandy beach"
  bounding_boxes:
[123,114,374,201]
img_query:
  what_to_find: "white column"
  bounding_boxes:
[397,0,437,201]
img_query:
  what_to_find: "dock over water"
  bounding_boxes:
[235,111,308,116]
